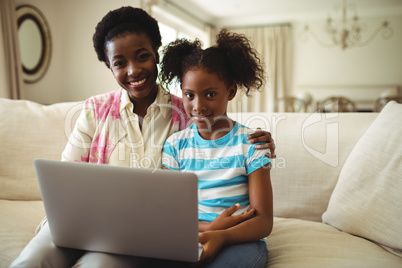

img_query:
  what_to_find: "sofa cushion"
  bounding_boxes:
[0,200,45,267]
[229,111,377,221]
[0,98,81,200]
[267,218,402,268]
[322,101,402,256]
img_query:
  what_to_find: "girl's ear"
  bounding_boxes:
[228,85,237,101]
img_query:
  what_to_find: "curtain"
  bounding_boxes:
[227,25,291,112]
[0,0,24,99]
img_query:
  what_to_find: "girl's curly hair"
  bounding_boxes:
[92,6,161,68]
[160,29,265,95]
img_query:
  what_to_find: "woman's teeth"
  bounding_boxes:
[130,78,146,86]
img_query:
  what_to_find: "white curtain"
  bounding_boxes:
[227,25,291,112]
[0,0,24,99]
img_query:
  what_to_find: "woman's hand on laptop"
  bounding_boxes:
[198,203,255,232]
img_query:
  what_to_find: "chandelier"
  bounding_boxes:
[300,0,393,50]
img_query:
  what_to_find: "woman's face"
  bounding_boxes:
[106,32,159,102]
[181,67,236,140]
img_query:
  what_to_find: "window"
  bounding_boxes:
[157,22,198,96]
[152,5,209,96]
[158,22,177,47]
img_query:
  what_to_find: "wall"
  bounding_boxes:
[14,0,141,104]
[10,0,402,107]
[291,14,402,110]
[14,0,60,103]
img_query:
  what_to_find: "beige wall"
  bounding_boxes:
[14,0,141,104]
[292,15,402,110]
[10,0,402,107]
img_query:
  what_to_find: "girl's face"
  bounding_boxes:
[106,32,159,102]
[182,68,236,140]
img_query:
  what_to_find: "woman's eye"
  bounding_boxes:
[113,61,125,68]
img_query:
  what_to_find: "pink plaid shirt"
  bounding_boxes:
[62,86,188,164]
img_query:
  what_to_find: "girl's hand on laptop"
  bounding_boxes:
[247,128,276,159]
[199,203,255,232]
[197,230,225,265]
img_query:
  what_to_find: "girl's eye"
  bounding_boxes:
[185,93,194,98]
[207,92,216,98]
[138,53,151,62]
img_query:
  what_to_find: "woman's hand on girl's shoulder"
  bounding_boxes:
[247,128,276,158]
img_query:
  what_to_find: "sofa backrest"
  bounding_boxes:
[0,98,378,221]
[228,111,378,221]
[0,98,82,201]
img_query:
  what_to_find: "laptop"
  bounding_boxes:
[34,159,201,262]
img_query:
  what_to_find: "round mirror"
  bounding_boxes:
[16,5,52,84]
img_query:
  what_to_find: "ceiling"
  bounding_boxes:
[167,0,402,27]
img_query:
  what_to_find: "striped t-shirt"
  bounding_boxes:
[162,122,270,222]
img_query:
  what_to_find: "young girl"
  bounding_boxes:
[161,29,273,267]
[11,7,274,268]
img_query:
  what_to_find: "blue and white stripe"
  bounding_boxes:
[162,122,270,222]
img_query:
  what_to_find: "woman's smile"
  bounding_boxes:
[129,77,146,87]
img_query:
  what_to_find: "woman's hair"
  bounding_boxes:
[93,6,162,68]
[160,29,265,95]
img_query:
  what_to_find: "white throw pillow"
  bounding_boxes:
[322,101,402,256]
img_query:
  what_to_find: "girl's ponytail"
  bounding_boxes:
[160,39,202,87]
[216,29,265,95]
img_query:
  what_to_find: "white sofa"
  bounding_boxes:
[1,97,401,267]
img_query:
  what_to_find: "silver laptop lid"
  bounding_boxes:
[34,159,199,262]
